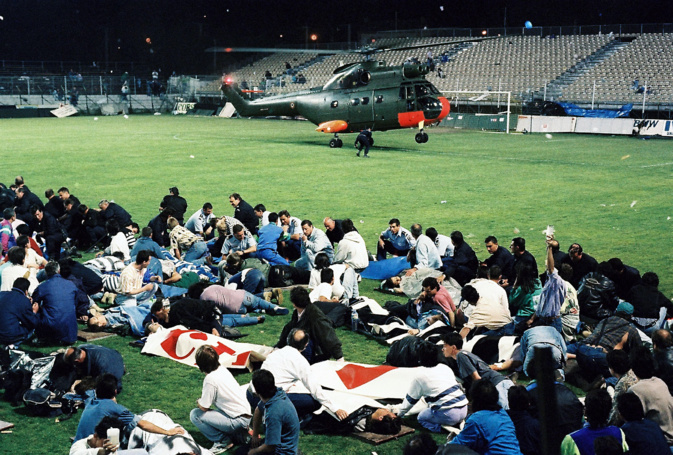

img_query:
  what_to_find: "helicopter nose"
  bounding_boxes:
[316,120,348,133]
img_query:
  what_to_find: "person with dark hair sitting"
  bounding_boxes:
[607,257,640,300]
[190,345,251,454]
[69,416,125,455]
[628,346,673,445]
[652,329,673,395]
[0,246,39,293]
[561,389,628,455]
[33,260,89,343]
[617,392,670,455]
[403,433,438,455]
[116,250,159,306]
[332,218,368,272]
[0,277,38,347]
[606,349,638,425]
[443,230,478,286]
[442,332,514,410]
[459,284,514,338]
[277,287,343,363]
[628,272,673,334]
[449,379,521,453]
[397,342,468,432]
[507,385,541,455]
[75,373,184,443]
[248,369,300,455]
[31,204,64,261]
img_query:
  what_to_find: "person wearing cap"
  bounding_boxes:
[162,187,187,225]
[572,301,641,384]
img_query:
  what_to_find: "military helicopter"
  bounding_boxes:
[213,38,490,147]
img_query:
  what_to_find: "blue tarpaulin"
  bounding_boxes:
[557,102,633,118]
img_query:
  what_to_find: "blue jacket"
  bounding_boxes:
[33,274,85,343]
[0,288,37,345]
[130,236,165,259]
[257,223,284,252]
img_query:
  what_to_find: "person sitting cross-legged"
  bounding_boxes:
[190,345,252,454]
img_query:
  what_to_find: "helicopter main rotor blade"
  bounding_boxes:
[205,46,347,55]
[360,36,501,55]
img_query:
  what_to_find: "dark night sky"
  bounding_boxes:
[0,0,669,73]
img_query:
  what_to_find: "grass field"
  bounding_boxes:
[1,115,672,455]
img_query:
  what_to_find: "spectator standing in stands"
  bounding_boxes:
[161,187,187,224]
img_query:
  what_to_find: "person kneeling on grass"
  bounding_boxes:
[396,342,468,432]
[190,345,252,455]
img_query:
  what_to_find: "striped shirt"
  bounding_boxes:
[118,264,144,294]
[215,216,248,238]
[398,363,467,417]
[85,256,126,272]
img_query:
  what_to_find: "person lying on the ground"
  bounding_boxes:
[188,281,287,316]
[128,409,214,455]
[382,269,461,301]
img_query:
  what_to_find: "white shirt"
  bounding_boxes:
[1,264,39,294]
[69,436,99,455]
[309,282,335,302]
[434,234,454,258]
[261,346,338,412]
[198,367,251,418]
[108,232,130,261]
[468,278,509,313]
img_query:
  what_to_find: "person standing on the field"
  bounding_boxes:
[355,128,372,157]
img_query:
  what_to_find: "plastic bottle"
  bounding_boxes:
[351,307,359,332]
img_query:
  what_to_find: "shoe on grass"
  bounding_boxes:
[210,441,234,454]
[263,291,273,302]
[269,305,289,316]
[272,288,284,305]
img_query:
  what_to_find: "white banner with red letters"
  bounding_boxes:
[142,325,273,370]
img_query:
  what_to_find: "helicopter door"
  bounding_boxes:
[347,90,375,131]
[399,85,416,111]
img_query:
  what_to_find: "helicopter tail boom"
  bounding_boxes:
[222,82,298,117]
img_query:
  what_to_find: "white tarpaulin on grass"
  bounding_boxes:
[311,361,419,400]
[142,325,273,370]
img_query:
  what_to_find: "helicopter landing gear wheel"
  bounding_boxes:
[415,132,429,143]
[330,134,343,148]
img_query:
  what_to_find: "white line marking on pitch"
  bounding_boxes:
[642,162,673,168]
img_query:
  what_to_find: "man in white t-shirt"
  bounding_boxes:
[309,268,340,303]
[190,345,252,454]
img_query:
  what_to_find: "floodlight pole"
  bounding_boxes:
[592,80,596,109]
[642,81,647,117]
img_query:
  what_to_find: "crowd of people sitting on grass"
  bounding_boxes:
[1,174,673,454]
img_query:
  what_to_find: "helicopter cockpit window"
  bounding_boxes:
[361,97,369,105]
[376,95,383,103]
[331,101,338,108]
[399,86,414,100]
[350,98,359,106]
